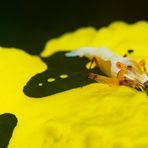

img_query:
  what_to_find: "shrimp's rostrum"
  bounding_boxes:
[66,47,148,94]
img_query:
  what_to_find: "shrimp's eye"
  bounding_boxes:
[116,62,127,69]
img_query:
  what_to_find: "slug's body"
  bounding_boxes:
[66,47,148,93]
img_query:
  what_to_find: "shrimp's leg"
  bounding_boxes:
[88,57,98,69]
[88,57,118,85]
[116,62,127,81]
[81,57,97,87]
[88,73,119,86]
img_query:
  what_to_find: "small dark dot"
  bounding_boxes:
[128,49,134,54]
[123,54,127,57]
[127,65,132,69]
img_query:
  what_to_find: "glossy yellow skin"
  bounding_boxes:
[1,21,148,148]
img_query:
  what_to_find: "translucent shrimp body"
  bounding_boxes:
[66,47,148,90]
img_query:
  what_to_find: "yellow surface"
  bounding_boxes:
[1,21,148,147]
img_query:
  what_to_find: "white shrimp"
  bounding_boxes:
[66,47,148,92]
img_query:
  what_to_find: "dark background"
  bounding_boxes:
[0,0,148,55]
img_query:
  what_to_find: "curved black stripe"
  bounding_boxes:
[23,51,104,98]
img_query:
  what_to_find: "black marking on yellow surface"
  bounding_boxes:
[0,113,17,148]
[23,51,104,98]
[128,49,134,54]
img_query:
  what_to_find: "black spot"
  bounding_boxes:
[123,54,127,57]
[127,65,132,69]
[23,51,104,98]
[128,49,134,54]
[0,113,17,148]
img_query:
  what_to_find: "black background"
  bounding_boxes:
[0,0,148,54]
